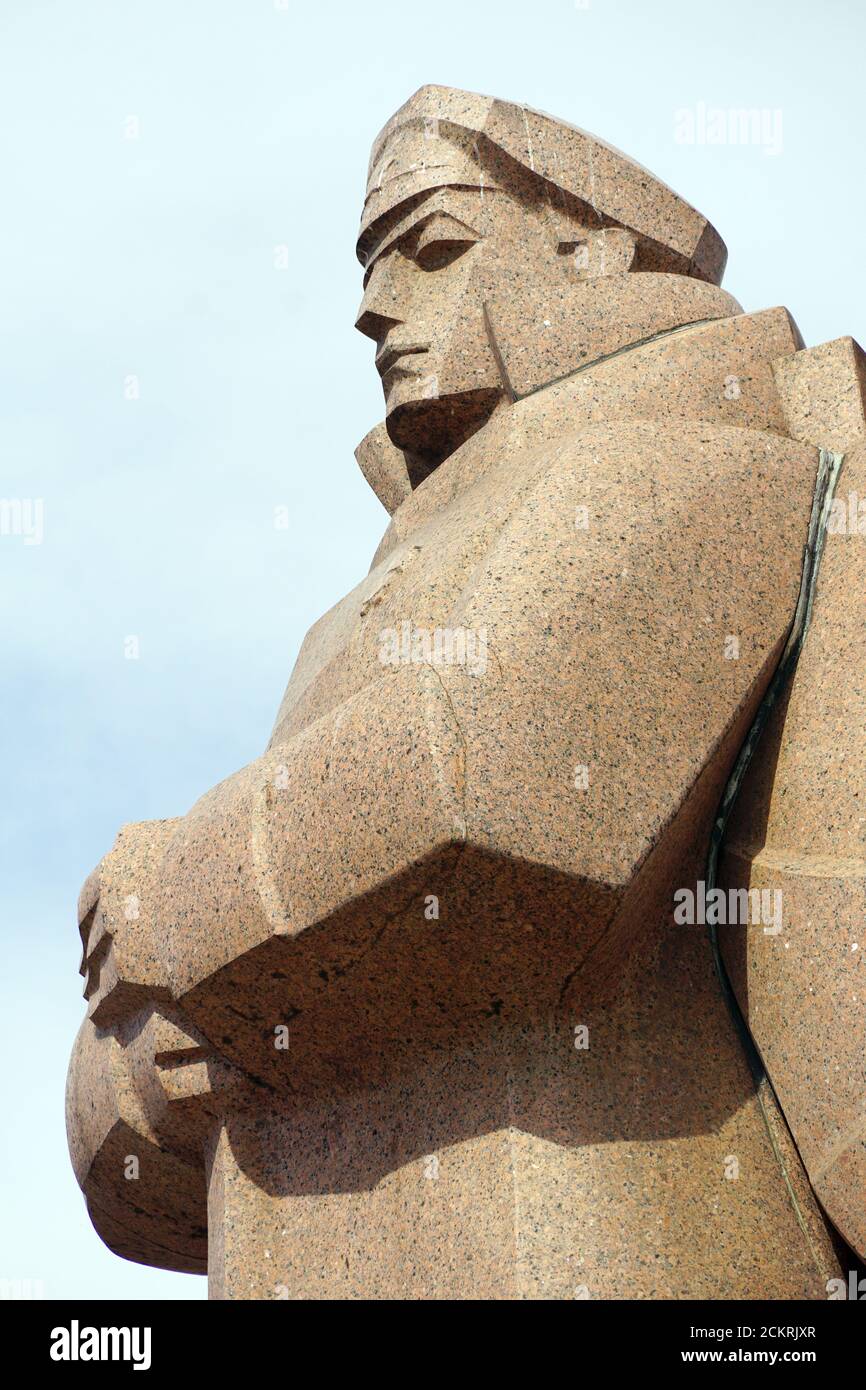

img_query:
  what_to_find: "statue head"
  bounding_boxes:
[355,85,727,478]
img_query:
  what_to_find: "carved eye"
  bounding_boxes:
[415,238,474,271]
[414,213,479,271]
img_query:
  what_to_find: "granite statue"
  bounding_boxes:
[67,86,866,1299]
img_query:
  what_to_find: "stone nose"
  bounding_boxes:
[355,255,405,342]
[354,305,401,343]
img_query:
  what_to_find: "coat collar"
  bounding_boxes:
[356,272,742,515]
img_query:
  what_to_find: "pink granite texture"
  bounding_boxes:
[67,85,863,1299]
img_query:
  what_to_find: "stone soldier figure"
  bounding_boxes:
[68,86,866,1299]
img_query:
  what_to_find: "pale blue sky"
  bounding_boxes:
[1,0,863,1299]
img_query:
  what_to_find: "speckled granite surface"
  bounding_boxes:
[719,345,866,1256]
[67,84,863,1298]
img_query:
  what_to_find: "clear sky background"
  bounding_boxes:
[1,0,863,1300]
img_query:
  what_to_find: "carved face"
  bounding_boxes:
[355,183,632,469]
